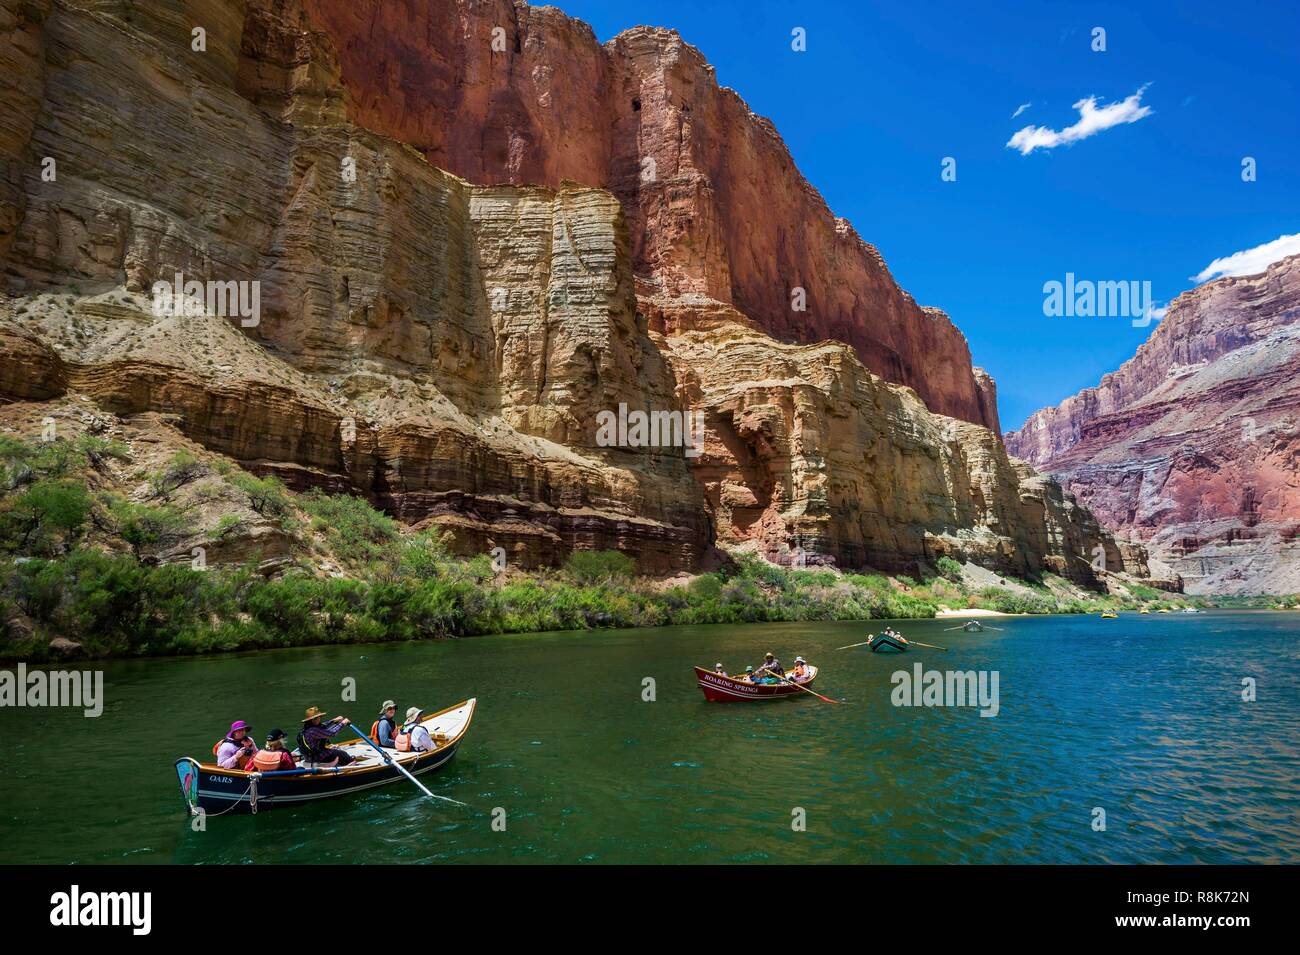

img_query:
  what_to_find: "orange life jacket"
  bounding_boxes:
[251,748,286,772]
[394,727,413,752]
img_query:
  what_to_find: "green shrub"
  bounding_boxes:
[0,478,92,554]
[230,472,293,520]
[935,556,964,583]
[107,497,187,559]
[301,490,397,565]
[210,514,242,540]
[562,549,636,584]
[149,450,205,500]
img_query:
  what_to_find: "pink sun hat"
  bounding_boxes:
[229,720,252,734]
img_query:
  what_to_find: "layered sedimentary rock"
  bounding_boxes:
[653,302,1135,581]
[0,0,708,572]
[0,0,1144,582]
[1006,256,1300,593]
[295,0,996,430]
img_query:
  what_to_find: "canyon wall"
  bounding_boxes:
[1006,256,1300,594]
[296,0,996,430]
[0,0,1145,584]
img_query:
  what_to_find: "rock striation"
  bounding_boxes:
[1006,256,1300,594]
[0,0,1146,583]
[297,0,996,430]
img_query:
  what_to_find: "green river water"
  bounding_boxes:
[1,611,1297,864]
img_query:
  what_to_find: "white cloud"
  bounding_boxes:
[1007,85,1153,155]
[1012,102,1032,119]
[1194,233,1300,283]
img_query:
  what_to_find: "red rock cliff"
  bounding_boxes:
[297,0,995,430]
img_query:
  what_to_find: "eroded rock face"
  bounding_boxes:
[1006,256,1300,594]
[0,0,1143,581]
[656,302,1129,583]
[297,0,996,430]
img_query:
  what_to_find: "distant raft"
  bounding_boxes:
[174,699,476,816]
[695,666,818,702]
[867,633,909,653]
[1100,612,1119,619]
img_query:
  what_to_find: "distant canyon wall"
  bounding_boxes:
[1006,256,1300,594]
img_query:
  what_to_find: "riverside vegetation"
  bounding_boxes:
[0,433,1231,661]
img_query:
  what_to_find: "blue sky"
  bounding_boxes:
[553,0,1299,429]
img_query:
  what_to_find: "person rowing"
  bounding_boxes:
[297,706,354,767]
[755,652,784,677]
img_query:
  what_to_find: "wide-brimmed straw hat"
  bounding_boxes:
[301,706,329,723]
[404,706,423,724]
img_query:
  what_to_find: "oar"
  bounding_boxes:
[836,637,875,650]
[349,725,467,807]
[906,640,948,651]
[757,667,847,705]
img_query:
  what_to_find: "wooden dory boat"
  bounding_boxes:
[695,666,818,702]
[867,633,909,652]
[961,620,985,633]
[174,698,476,815]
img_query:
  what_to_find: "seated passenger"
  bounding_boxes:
[395,707,435,753]
[250,728,297,772]
[371,700,399,748]
[214,720,258,769]
[713,663,728,677]
[789,656,810,681]
[741,665,756,683]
